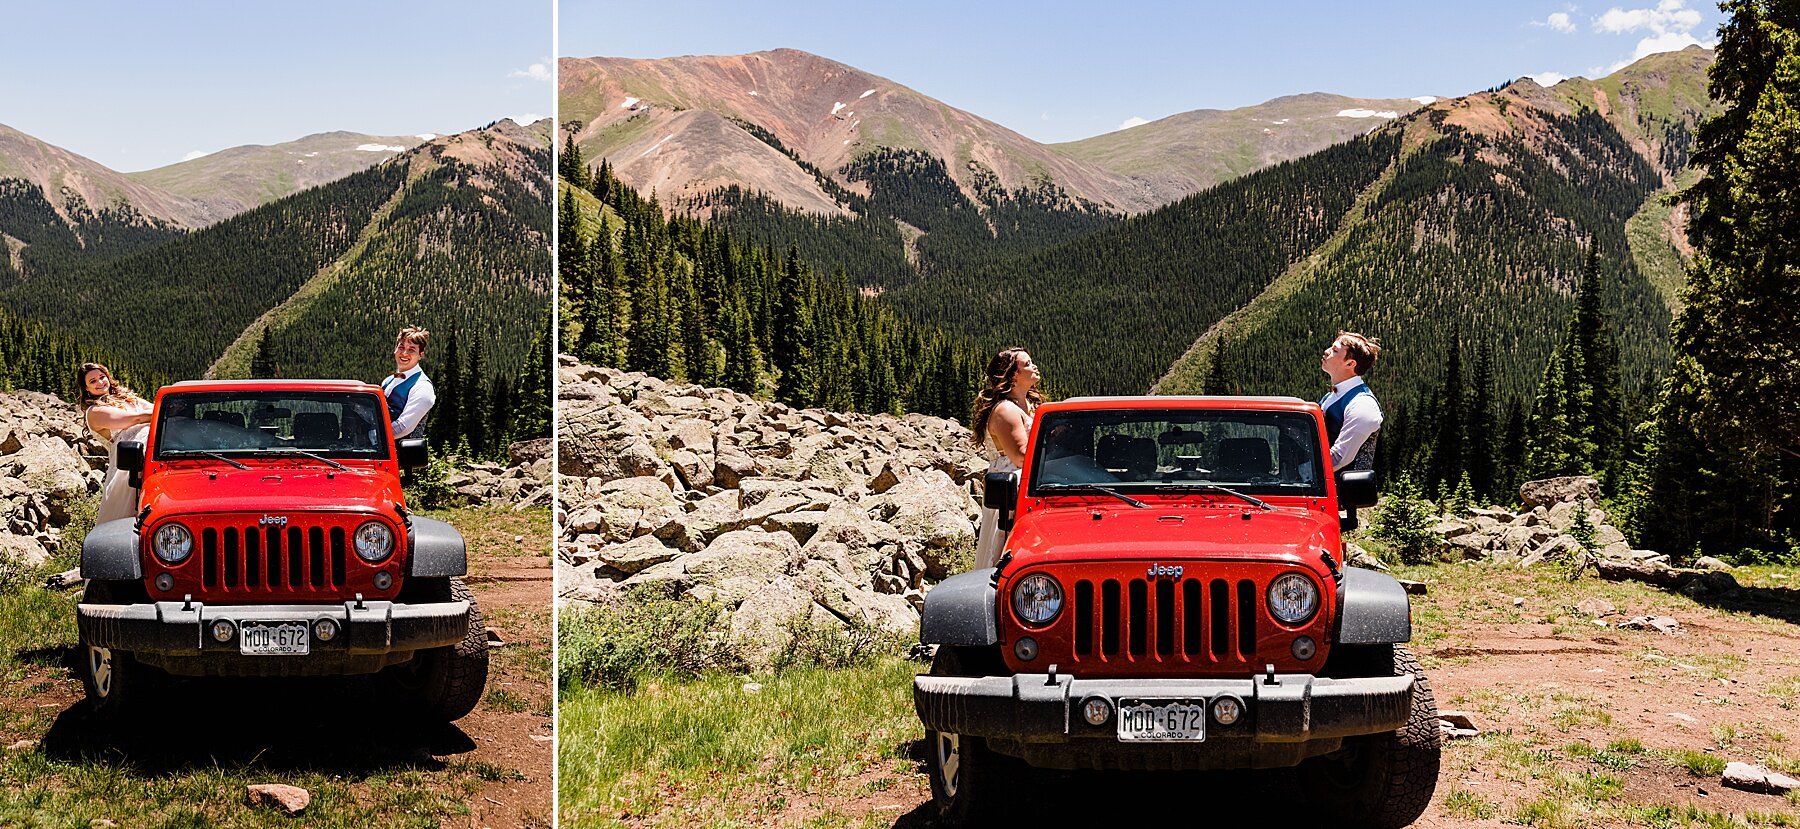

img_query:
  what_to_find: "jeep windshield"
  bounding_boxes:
[1026,408,1326,498]
[152,391,390,460]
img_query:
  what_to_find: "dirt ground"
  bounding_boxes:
[0,506,553,828]
[718,564,1800,827]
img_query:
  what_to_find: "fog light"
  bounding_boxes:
[1291,636,1317,661]
[313,619,338,642]
[1212,695,1243,726]
[210,620,235,643]
[154,573,174,592]
[373,571,393,590]
[1081,696,1112,726]
[1013,637,1038,662]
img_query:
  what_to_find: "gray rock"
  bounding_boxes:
[1618,615,1680,634]
[1721,761,1800,794]
[597,535,681,576]
[246,783,310,815]
[1693,556,1733,572]
[1519,476,1602,509]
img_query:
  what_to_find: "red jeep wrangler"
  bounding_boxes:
[75,380,487,720]
[915,397,1437,827]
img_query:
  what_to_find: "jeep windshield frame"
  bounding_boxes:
[151,390,392,461]
[1025,408,1327,499]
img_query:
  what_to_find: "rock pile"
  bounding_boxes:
[438,438,553,508]
[0,390,105,566]
[1423,475,1666,569]
[556,358,989,663]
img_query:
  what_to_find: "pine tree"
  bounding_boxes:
[1638,1,1800,553]
[1466,343,1498,500]
[771,245,814,407]
[1201,335,1239,396]
[1426,333,1466,496]
[251,329,276,378]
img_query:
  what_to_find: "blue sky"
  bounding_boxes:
[562,0,1725,144]
[1,2,552,172]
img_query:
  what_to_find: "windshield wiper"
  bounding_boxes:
[253,448,351,472]
[162,450,250,470]
[1148,483,1274,511]
[1039,483,1149,508]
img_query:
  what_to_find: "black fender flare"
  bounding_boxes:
[1334,566,1412,644]
[919,568,999,646]
[407,516,467,578]
[81,518,142,581]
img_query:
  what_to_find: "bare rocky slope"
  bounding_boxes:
[556,357,989,663]
[561,48,1160,213]
[1051,92,1432,201]
[127,130,430,221]
[0,122,211,228]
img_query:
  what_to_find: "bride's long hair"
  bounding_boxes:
[77,362,146,412]
[969,347,1041,447]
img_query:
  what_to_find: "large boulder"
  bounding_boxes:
[1519,476,1601,510]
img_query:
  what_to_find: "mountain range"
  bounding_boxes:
[0,118,552,387]
[560,45,1719,426]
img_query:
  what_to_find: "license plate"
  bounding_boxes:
[1117,699,1207,742]
[239,622,309,656]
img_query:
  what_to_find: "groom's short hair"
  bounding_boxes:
[396,326,430,352]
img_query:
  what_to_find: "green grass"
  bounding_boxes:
[1672,749,1727,778]
[558,656,923,828]
[1443,787,1499,819]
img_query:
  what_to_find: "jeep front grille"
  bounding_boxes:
[201,524,348,593]
[1072,577,1259,664]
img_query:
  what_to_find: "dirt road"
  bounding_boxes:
[0,505,552,828]
[691,563,1800,827]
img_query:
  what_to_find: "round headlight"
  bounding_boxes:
[1267,573,1320,625]
[354,521,395,562]
[1011,573,1063,626]
[152,523,193,564]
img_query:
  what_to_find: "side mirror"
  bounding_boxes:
[397,437,429,469]
[1336,469,1379,532]
[1336,470,1379,509]
[983,470,1019,532]
[118,440,145,488]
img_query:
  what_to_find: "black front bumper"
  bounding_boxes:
[914,671,1414,770]
[77,599,469,676]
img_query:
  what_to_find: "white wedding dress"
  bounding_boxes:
[974,409,1032,571]
[95,421,149,524]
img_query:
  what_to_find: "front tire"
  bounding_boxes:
[78,580,158,717]
[388,577,489,721]
[924,646,1018,826]
[1304,644,1440,828]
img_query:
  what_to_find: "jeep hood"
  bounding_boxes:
[142,466,402,516]
[1005,502,1336,564]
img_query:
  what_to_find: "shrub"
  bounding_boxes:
[1372,474,1439,564]
[403,452,463,509]
[771,614,910,671]
[557,587,743,691]
[1569,499,1598,552]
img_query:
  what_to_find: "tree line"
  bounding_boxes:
[558,145,986,421]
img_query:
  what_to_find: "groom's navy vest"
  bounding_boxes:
[385,371,428,439]
[1321,383,1378,471]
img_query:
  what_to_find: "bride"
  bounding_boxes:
[78,362,154,524]
[969,347,1042,570]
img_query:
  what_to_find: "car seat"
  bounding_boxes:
[293,412,340,445]
[1215,437,1272,481]
[201,410,246,429]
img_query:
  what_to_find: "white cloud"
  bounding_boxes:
[356,144,406,153]
[1592,0,1714,72]
[1536,11,1576,32]
[182,150,210,161]
[510,62,551,82]
[1337,109,1399,119]
[506,114,544,126]
[1527,71,1570,86]
[1116,116,1150,131]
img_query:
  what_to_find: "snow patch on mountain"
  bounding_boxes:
[1336,109,1399,119]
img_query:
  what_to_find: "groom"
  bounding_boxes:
[382,326,437,441]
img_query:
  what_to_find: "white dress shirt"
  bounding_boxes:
[1321,376,1383,469]
[382,366,436,440]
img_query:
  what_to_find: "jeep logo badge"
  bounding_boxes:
[1147,563,1183,579]
[259,515,288,527]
